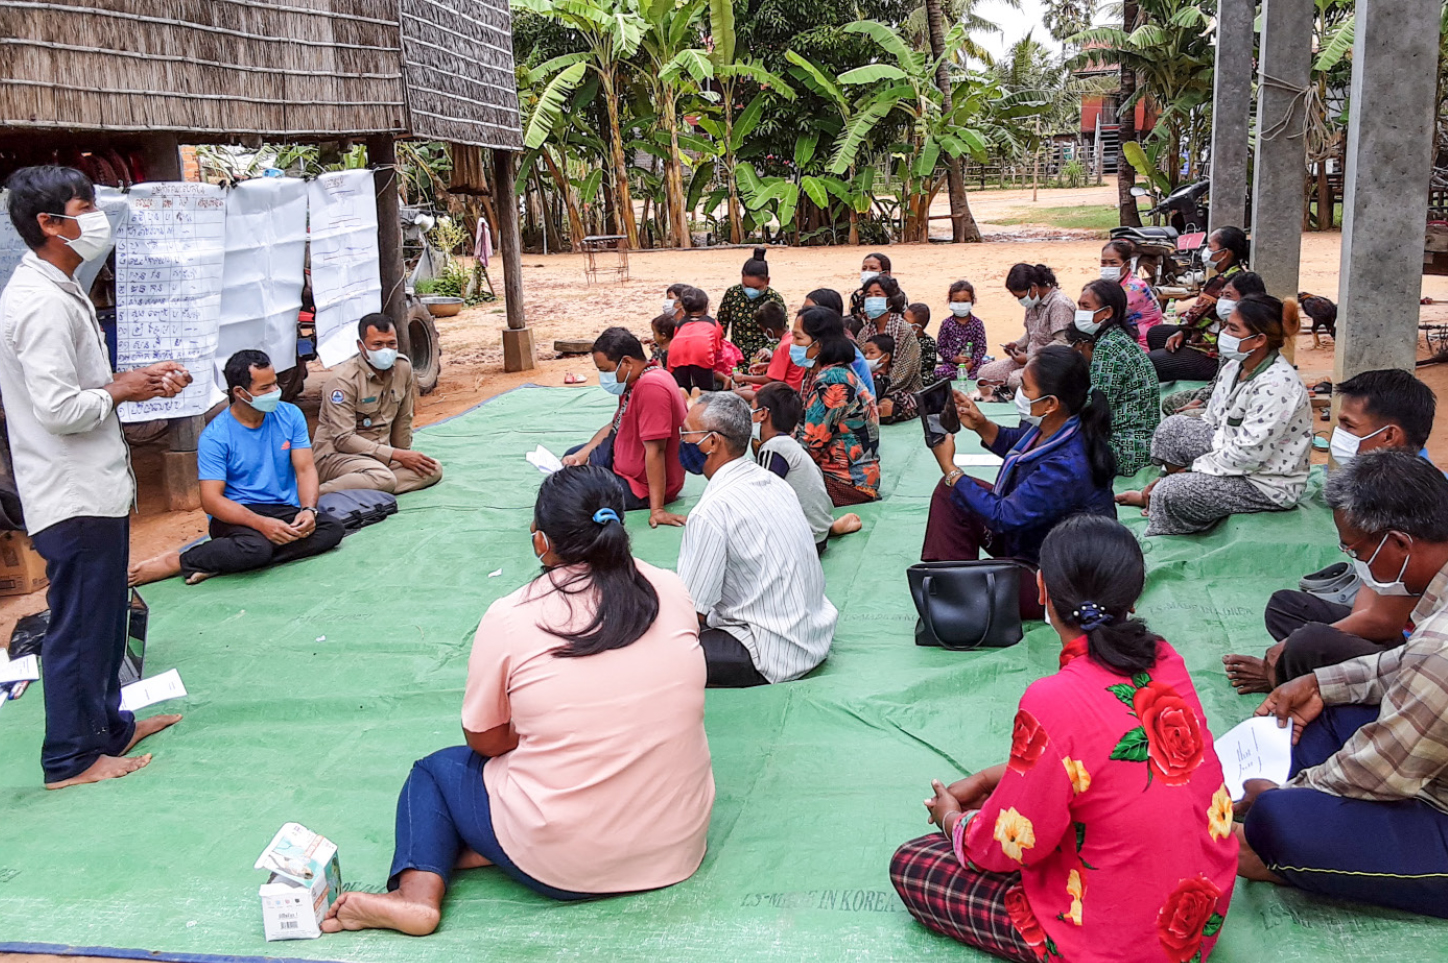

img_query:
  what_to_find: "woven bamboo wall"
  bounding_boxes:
[399,0,522,149]
[0,0,522,147]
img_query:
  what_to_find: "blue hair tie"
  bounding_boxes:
[592,508,620,525]
[1074,602,1114,632]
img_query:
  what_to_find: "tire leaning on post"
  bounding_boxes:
[406,297,442,396]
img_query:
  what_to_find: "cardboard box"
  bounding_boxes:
[0,531,46,597]
[254,823,341,941]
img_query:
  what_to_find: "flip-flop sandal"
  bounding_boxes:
[563,373,585,385]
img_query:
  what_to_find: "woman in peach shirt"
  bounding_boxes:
[324,466,715,936]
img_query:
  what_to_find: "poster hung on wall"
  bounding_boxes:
[308,170,381,367]
[217,177,308,373]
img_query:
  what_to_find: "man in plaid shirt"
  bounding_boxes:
[1236,450,1448,918]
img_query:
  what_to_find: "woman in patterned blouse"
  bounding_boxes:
[716,247,786,365]
[892,514,1237,963]
[860,275,923,398]
[1067,279,1160,476]
[850,251,908,324]
[1100,238,1162,348]
[934,279,988,381]
[1119,294,1311,535]
[791,306,880,506]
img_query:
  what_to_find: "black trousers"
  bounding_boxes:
[1264,589,1397,686]
[672,365,717,393]
[1146,324,1219,382]
[31,515,136,783]
[701,627,769,688]
[179,503,344,579]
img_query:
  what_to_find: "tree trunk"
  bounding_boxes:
[601,71,640,248]
[540,150,585,250]
[1316,165,1332,231]
[1116,0,1143,228]
[924,0,982,242]
[724,85,744,244]
[661,93,692,248]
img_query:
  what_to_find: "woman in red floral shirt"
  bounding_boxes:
[890,515,1238,963]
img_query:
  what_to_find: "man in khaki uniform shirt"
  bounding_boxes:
[315,313,443,495]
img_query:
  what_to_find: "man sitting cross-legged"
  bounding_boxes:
[1223,368,1438,693]
[314,312,443,496]
[130,350,344,586]
[676,391,837,687]
[1236,450,1448,919]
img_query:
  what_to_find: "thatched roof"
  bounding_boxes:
[0,0,521,149]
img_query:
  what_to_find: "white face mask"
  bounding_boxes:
[1013,387,1053,427]
[1099,265,1123,282]
[54,209,114,263]
[245,388,282,414]
[1216,331,1259,362]
[866,357,883,372]
[365,346,398,371]
[861,270,880,287]
[1350,533,1417,597]
[662,299,676,316]
[949,301,973,317]
[1074,308,1104,335]
[751,418,762,442]
[1018,291,1040,309]
[1215,298,1237,322]
[1329,424,1389,465]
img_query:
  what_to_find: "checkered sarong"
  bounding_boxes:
[889,835,1038,962]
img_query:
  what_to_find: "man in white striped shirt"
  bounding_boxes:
[676,392,838,686]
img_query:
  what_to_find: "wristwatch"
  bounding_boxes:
[297,506,318,516]
[944,468,965,488]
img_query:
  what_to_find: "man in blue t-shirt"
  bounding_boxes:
[129,350,343,585]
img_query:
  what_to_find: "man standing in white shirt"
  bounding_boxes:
[0,167,190,789]
[677,392,837,686]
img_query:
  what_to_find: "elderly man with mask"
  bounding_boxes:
[675,392,837,687]
[1224,370,1438,694]
[1236,450,1448,919]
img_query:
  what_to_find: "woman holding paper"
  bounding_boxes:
[890,515,1238,962]
[322,466,714,935]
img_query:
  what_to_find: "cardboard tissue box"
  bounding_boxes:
[255,823,342,941]
[0,531,47,597]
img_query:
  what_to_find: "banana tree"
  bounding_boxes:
[786,50,869,244]
[517,56,594,247]
[512,0,646,248]
[637,0,712,248]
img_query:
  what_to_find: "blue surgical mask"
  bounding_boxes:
[599,364,629,396]
[743,286,763,300]
[246,388,282,414]
[864,296,888,319]
[789,343,816,369]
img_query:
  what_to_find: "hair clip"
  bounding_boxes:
[592,508,620,525]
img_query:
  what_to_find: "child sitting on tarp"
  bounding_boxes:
[667,286,723,393]
[863,334,917,424]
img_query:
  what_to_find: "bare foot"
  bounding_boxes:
[1233,824,1286,883]
[830,513,863,537]
[126,713,182,752]
[320,891,440,936]
[455,848,493,870]
[1223,654,1273,694]
[1115,490,1147,509]
[128,551,181,586]
[184,570,217,586]
[45,752,151,790]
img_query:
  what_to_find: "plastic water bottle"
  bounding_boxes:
[958,342,975,394]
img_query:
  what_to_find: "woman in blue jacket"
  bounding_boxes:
[922,345,1118,619]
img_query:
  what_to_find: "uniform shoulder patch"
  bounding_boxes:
[330,389,344,404]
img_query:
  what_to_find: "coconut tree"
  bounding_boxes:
[512,0,646,248]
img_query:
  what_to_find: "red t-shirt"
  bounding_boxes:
[613,367,687,502]
[667,315,723,370]
[765,333,806,391]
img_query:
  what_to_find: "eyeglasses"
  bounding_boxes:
[678,428,715,441]
[1339,532,1404,561]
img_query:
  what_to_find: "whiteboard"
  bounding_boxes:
[113,182,228,422]
[308,170,381,367]
[216,177,307,373]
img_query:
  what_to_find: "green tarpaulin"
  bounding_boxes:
[1,387,1443,962]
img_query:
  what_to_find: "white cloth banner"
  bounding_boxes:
[308,170,381,367]
[0,186,126,294]
[114,181,228,422]
[217,177,307,374]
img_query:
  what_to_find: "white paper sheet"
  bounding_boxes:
[1214,715,1294,800]
[0,190,25,290]
[114,182,228,422]
[525,445,563,474]
[308,170,381,367]
[0,187,126,294]
[0,654,40,684]
[953,453,1004,467]
[217,177,307,373]
[119,668,188,712]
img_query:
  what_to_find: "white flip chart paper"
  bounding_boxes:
[308,170,381,367]
[217,177,308,373]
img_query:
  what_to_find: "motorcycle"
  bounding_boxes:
[1111,181,1213,296]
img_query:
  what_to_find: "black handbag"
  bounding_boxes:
[907,560,1026,650]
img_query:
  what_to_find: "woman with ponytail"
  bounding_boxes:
[892,515,1237,963]
[1119,293,1311,536]
[323,465,714,935]
[717,246,786,363]
[922,345,1117,620]
[1066,279,1160,475]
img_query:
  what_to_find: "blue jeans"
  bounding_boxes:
[1244,704,1448,918]
[389,746,594,901]
[31,516,136,783]
[563,435,647,510]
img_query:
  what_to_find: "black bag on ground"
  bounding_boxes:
[907,560,1025,650]
[913,378,961,449]
[318,490,398,536]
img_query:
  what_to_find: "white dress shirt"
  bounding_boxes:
[677,456,838,682]
[0,252,132,535]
